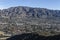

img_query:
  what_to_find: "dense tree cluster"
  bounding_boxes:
[6,33,60,40]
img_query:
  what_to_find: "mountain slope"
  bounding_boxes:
[0,6,60,36]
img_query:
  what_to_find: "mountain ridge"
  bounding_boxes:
[1,6,60,11]
[1,6,60,18]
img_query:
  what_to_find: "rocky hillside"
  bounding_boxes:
[0,6,60,36]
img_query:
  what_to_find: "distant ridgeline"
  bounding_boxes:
[6,33,60,40]
[0,6,60,36]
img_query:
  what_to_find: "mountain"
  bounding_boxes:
[0,6,60,36]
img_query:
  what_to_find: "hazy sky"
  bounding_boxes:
[0,0,60,10]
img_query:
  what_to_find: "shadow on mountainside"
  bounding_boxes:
[6,33,60,40]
